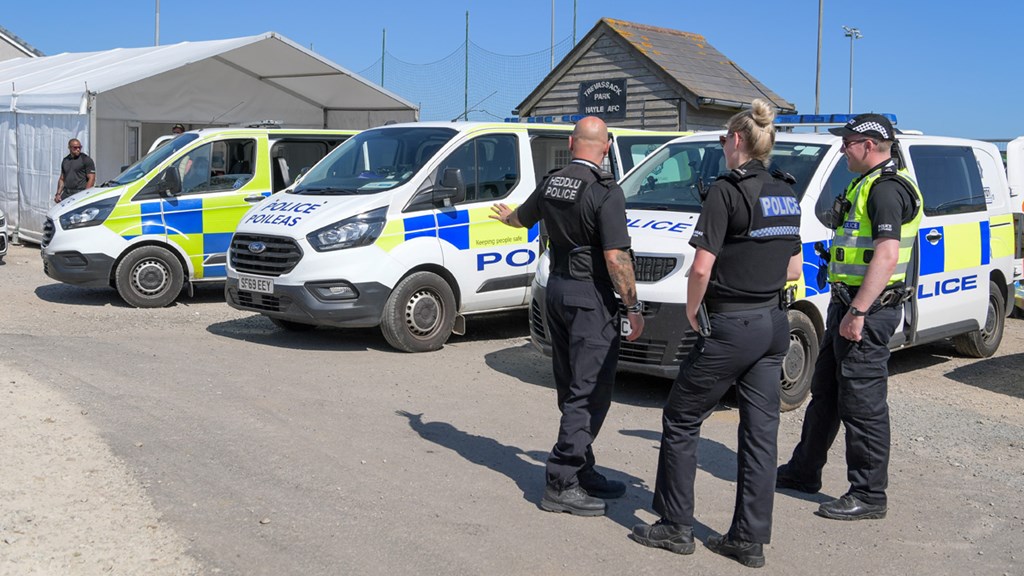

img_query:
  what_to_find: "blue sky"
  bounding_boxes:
[4,1,1019,140]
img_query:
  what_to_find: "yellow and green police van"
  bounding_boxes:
[41,127,356,307]
[224,120,687,351]
[529,114,1024,410]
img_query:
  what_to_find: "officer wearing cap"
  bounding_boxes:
[171,123,185,135]
[490,116,644,517]
[630,99,803,568]
[777,113,923,522]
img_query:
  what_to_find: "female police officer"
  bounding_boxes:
[631,99,803,568]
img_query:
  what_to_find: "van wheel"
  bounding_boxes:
[115,246,183,308]
[268,317,317,331]
[381,271,457,352]
[952,280,1005,358]
[781,309,818,412]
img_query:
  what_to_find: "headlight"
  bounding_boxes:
[0,214,5,228]
[59,197,118,230]
[535,250,550,287]
[306,207,386,252]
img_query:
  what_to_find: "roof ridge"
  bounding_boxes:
[601,17,707,43]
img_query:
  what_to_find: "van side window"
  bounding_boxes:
[436,134,519,203]
[177,139,255,196]
[909,145,987,216]
[270,141,329,192]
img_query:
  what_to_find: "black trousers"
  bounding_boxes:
[785,301,900,506]
[544,275,620,489]
[653,305,789,544]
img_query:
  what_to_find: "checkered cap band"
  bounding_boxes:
[852,121,890,140]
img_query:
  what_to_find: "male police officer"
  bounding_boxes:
[55,138,96,203]
[777,113,923,521]
[491,116,643,516]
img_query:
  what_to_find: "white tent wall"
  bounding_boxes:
[95,118,127,184]
[326,109,417,129]
[0,113,17,230]
[15,113,88,243]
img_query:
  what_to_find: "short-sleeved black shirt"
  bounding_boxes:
[863,161,917,241]
[61,153,96,190]
[517,159,630,281]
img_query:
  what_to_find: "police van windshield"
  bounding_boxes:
[621,139,830,213]
[106,133,200,186]
[293,127,457,196]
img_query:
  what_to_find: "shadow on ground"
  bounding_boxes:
[206,314,392,352]
[944,352,1024,400]
[395,410,720,540]
[35,282,228,308]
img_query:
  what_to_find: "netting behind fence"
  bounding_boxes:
[358,37,574,121]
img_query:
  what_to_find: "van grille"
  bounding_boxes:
[530,298,546,341]
[620,331,699,366]
[235,290,283,312]
[230,234,302,277]
[42,218,55,247]
[634,256,676,283]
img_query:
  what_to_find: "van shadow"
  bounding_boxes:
[944,352,1024,400]
[395,410,715,540]
[446,309,531,344]
[206,314,393,352]
[484,343,675,409]
[887,340,956,376]
[34,282,227,308]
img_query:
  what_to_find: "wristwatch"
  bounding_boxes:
[848,306,867,317]
[626,300,643,314]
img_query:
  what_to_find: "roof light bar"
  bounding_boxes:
[775,113,898,125]
[504,114,586,124]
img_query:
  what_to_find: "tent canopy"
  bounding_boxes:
[0,32,417,123]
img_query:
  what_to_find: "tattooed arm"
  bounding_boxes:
[605,248,644,341]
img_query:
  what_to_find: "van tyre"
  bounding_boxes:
[269,317,317,332]
[115,246,184,308]
[952,280,1005,358]
[381,271,457,352]
[781,309,818,411]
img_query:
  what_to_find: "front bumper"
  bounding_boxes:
[0,231,7,257]
[529,282,698,379]
[225,277,391,328]
[41,250,115,287]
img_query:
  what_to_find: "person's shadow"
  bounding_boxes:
[395,410,715,540]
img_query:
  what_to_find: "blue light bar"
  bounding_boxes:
[775,113,897,125]
[504,115,584,124]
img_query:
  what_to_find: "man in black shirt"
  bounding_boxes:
[55,139,96,203]
[491,116,643,516]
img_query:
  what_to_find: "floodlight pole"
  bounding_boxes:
[843,25,863,114]
[154,0,160,46]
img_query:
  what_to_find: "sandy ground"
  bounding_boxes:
[0,362,200,575]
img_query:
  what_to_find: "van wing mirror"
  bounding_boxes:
[433,167,466,205]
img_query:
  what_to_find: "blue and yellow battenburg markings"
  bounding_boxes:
[918,220,1000,276]
[375,206,539,252]
[104,193,270,279]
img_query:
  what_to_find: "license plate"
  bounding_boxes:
[238,275,274,294]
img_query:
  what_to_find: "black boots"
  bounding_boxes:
[816,494,887,521]
[540,485,606,516]
[630,519,695,555]
[706,534,765,568]
[577,468,626,499]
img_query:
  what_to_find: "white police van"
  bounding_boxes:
[224,119,687,351]
[529,114,1024,410]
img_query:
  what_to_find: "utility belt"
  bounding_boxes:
[830,282,910,311]
[705,293,780,312]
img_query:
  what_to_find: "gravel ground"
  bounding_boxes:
[0,242,1022,575]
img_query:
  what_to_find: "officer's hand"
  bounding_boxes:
[489,203,512,224]
[54,193,61,203]
[839,312,864,342]
[625,310,644,341]
[686,308,699,334]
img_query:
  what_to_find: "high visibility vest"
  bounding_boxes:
[828,166,923,286]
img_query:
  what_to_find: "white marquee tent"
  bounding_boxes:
[0,32,418,243]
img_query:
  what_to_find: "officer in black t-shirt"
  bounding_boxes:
[55,138,96,203]
[631,100,803,569]
[491,116,643,517]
